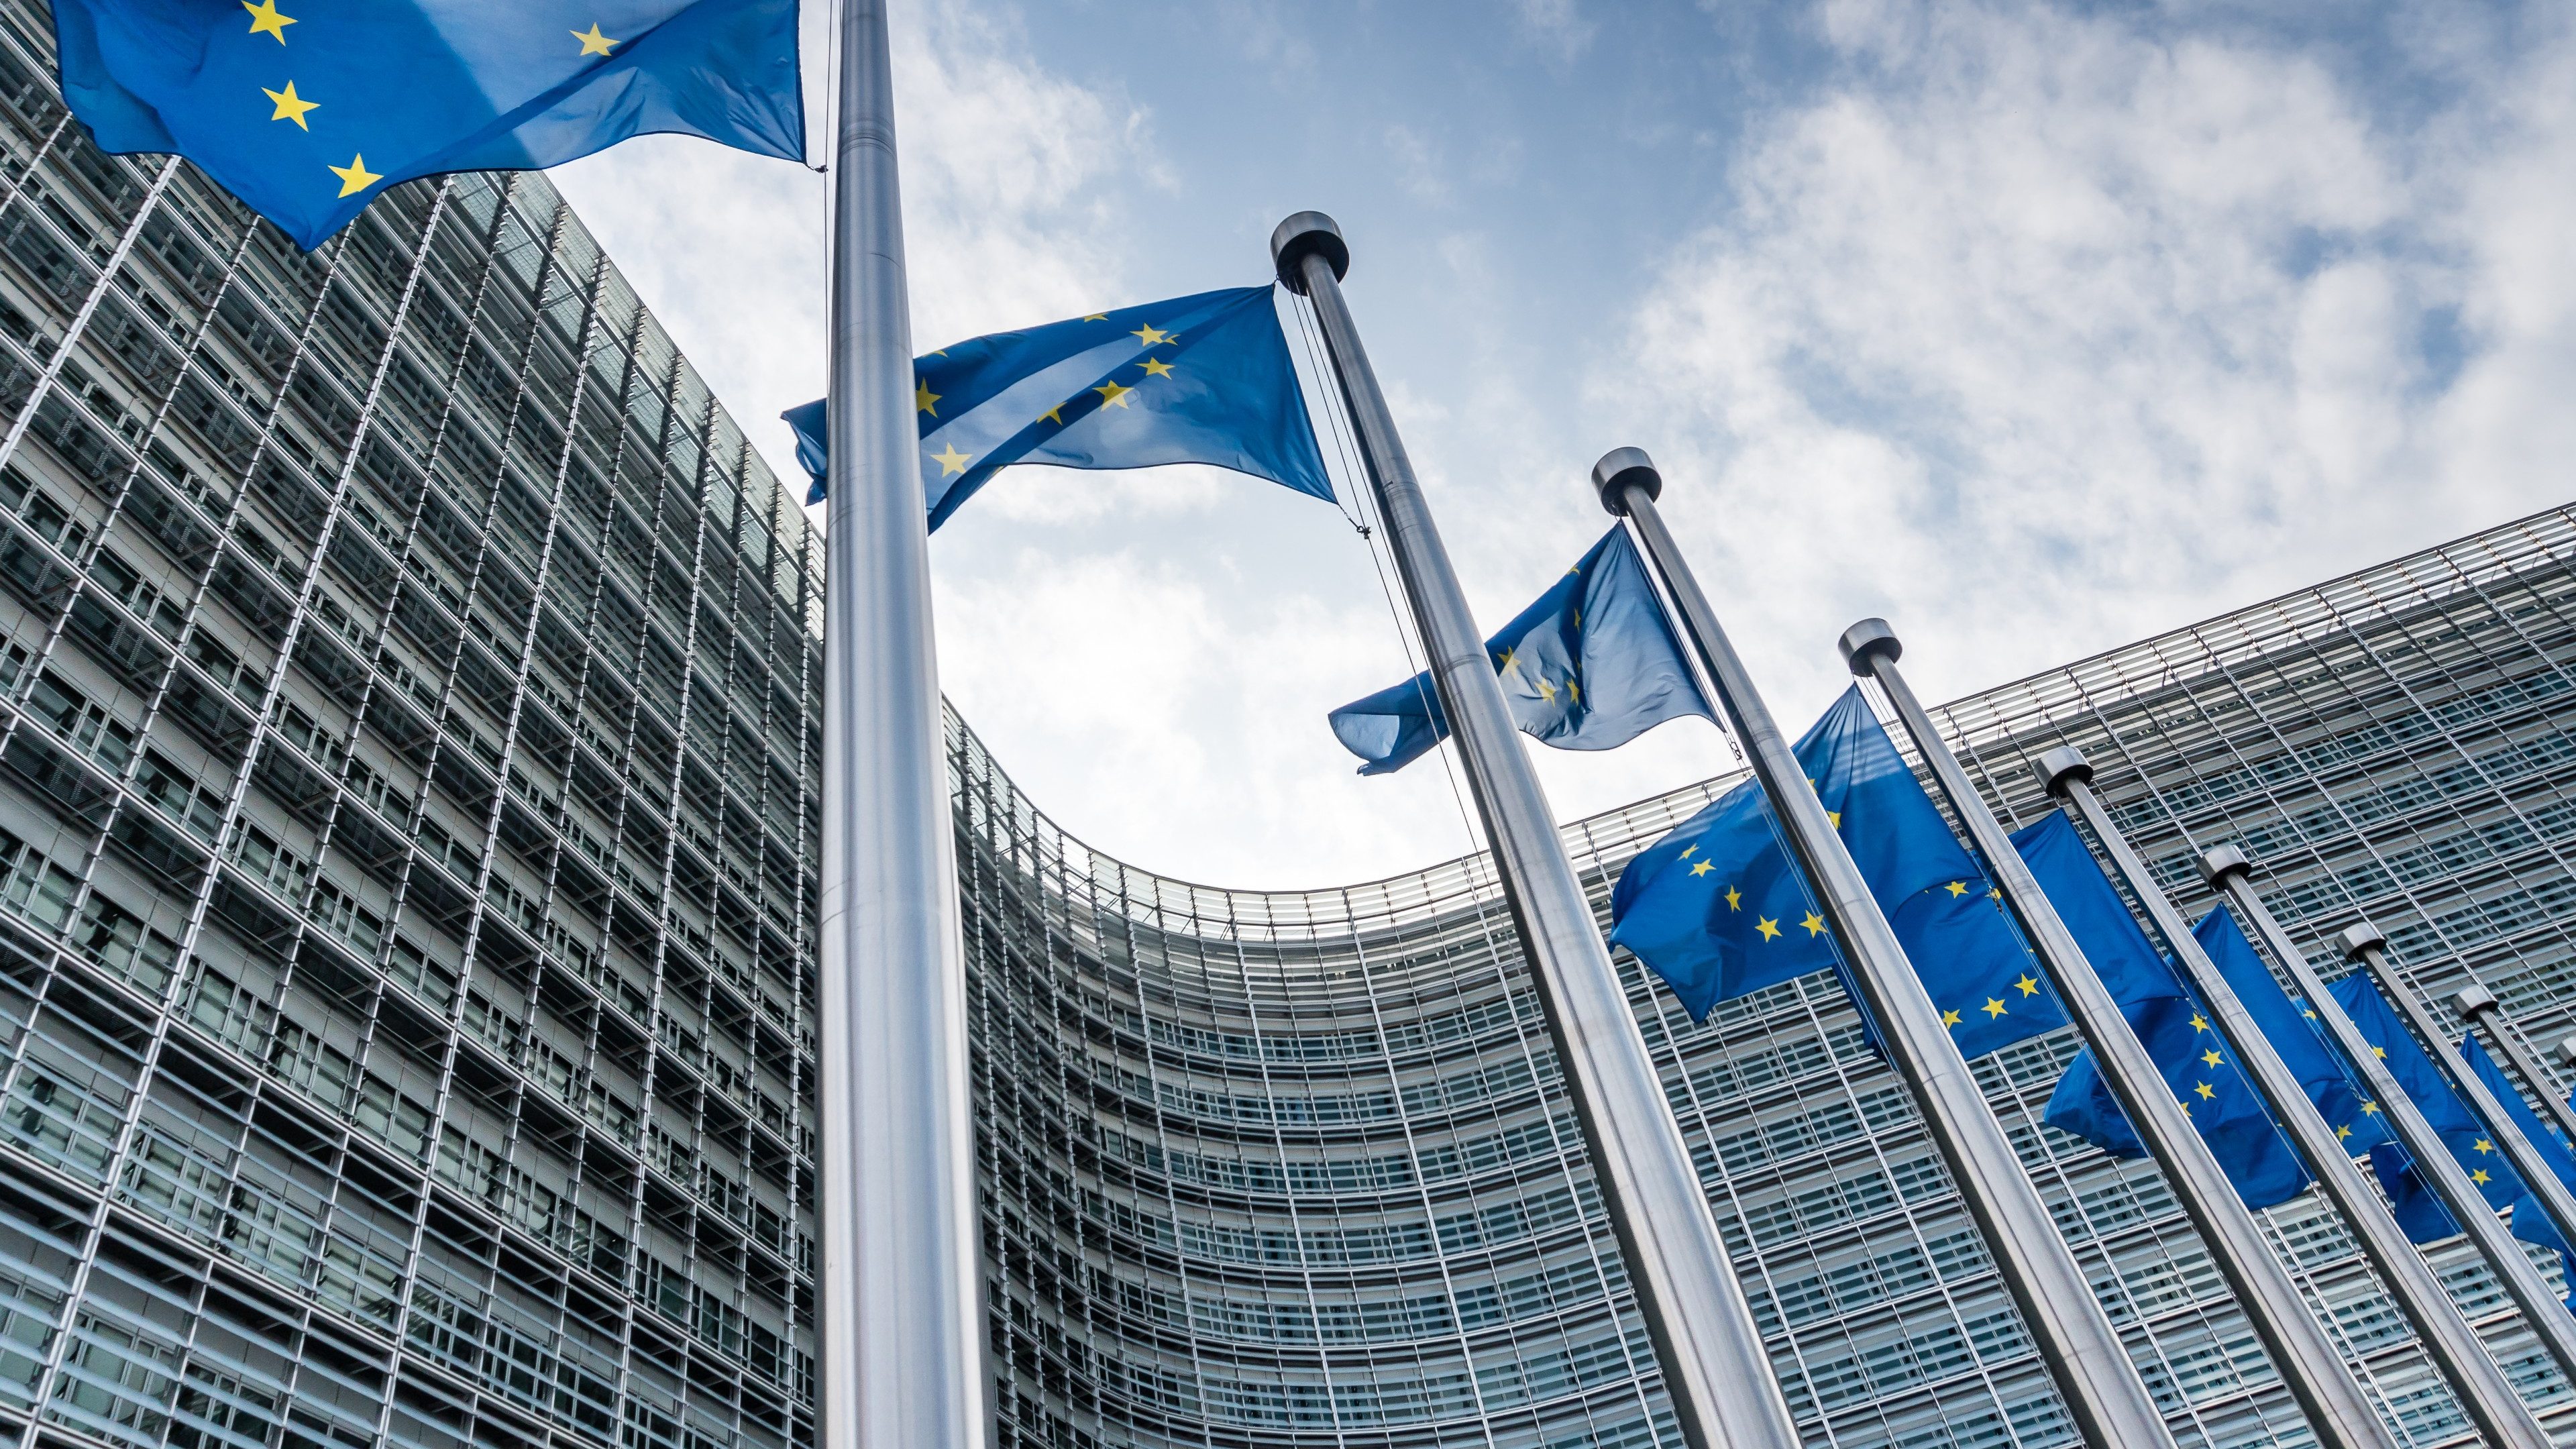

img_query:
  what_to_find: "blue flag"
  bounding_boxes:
[2368,1141,2461,1243]
[53,0,804,250]
[2326,974,2524,1214]
[784,286,1332,527]
[2194,906,2392,1156]
[1329,526,1709,775]
[1609,687,2069,1057]
[2016,812,2308,1210]
[2461,1034,2576,1291]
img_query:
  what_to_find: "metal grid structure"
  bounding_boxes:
[0,12,825,1449]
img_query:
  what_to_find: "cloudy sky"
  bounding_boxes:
[550,0,2576,892]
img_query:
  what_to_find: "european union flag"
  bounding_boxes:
[2461,1033,2576,1290]
[2327,974,2524,1216]
[54,0,804,250]
[2016,812,2308,1210]
[2194,905,2391,1157]
[1328,526,1708,775]
[784,286,1332,526]
[1609,687,2069,1057]
[2368,1141,2461,1243]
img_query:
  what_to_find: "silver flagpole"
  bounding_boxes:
[1272,217,1800,1449]
[1595,457,2173,1449]
[819,5,989,1449]
[2344,928,2576,1268]
[2047,756,2400,1449]
[2453,985,2576,1173]
[1843,629,2543,1449]
[2204,860,2576,1396]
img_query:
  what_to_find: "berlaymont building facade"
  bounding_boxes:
[4,10,2576,1449]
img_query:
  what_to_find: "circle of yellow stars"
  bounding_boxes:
[239,3,627,202]
[919,318,1187,480]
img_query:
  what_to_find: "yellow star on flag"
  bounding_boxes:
[2190,1013,2210,1033]
[1678,845,1695,859]
[1081,313,1108,322]
[2194,1081,2216,1100]
[1982,998,2007,1018]
[1042,403,1064,424]
[264,81,318,129]
[916,379,941,415]
[2473,1169,2492,1185]
[1801,912,1826,937]
[329,154,380,197]
[1533,676,1559,702]
[1826,810,1842,827]
[1138,358,1175,378]
[2201,1049,2221,1067]
[1755,917,1781,941]
[244,0,294,42]
[573,23,619,56]
[2475,1138,2495,1154]
[2361,1099,2381,1116]
[1945,880,1968,897]
[2336,1124,2353,1141]
[1688,861,1713,878]
[1131,323,1173,347]
[2373,1045,2387,1058]
[1941,1008,1963,1026]
[1094,380,1135,409]
[930,443,971,476]
[2015,975,2039,997]
[1723,886,1741,912]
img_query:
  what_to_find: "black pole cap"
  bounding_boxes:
[2198,844,2251,888]
[1839,619,1900,677]
[1271,212,1348,294]
[2040,746,2092,796]
[1591,447,1660,517]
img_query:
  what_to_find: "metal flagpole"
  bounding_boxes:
[2453,984,2576,1174]
[2046,756,2400,1449]
[1592,456,2172,1449]
[2203,859,2576,1395]
[818,5,989,1449]
[2344,927,2576,1268]
[1842,629,2542,1449]
[2206,856,2560,1432]
[1272,216,1800,1449]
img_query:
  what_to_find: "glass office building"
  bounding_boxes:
[2,7,2575,1449]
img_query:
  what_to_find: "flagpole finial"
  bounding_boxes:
[1591,446,1660,515]
[2039,745,2092,794]
[1838,618,1900,675]
[2340,921,2389,960]
[1271,211,1348,293]
[2553,1036,2576,1070]
[2197,844,2251,888]
[2453,983,2499,1016]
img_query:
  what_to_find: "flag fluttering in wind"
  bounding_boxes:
[785,286,1332,526]
[2015,811,2309,1210]
[1328,525,1709,775]
[1609,687,2067,1055]
[2192,904,2391,1157]
[2328,973,2528,1222]
[52,0,806,249]
[2460,1032,2576,1303]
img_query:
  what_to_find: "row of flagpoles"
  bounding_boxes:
[47,0,2576,1444]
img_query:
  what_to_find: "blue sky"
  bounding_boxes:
[552,0,2576,888]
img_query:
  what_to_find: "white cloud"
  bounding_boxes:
[1599,0,2576,721]
[1514,0,1597,62]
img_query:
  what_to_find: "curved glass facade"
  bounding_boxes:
[966,511,2576,1449]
